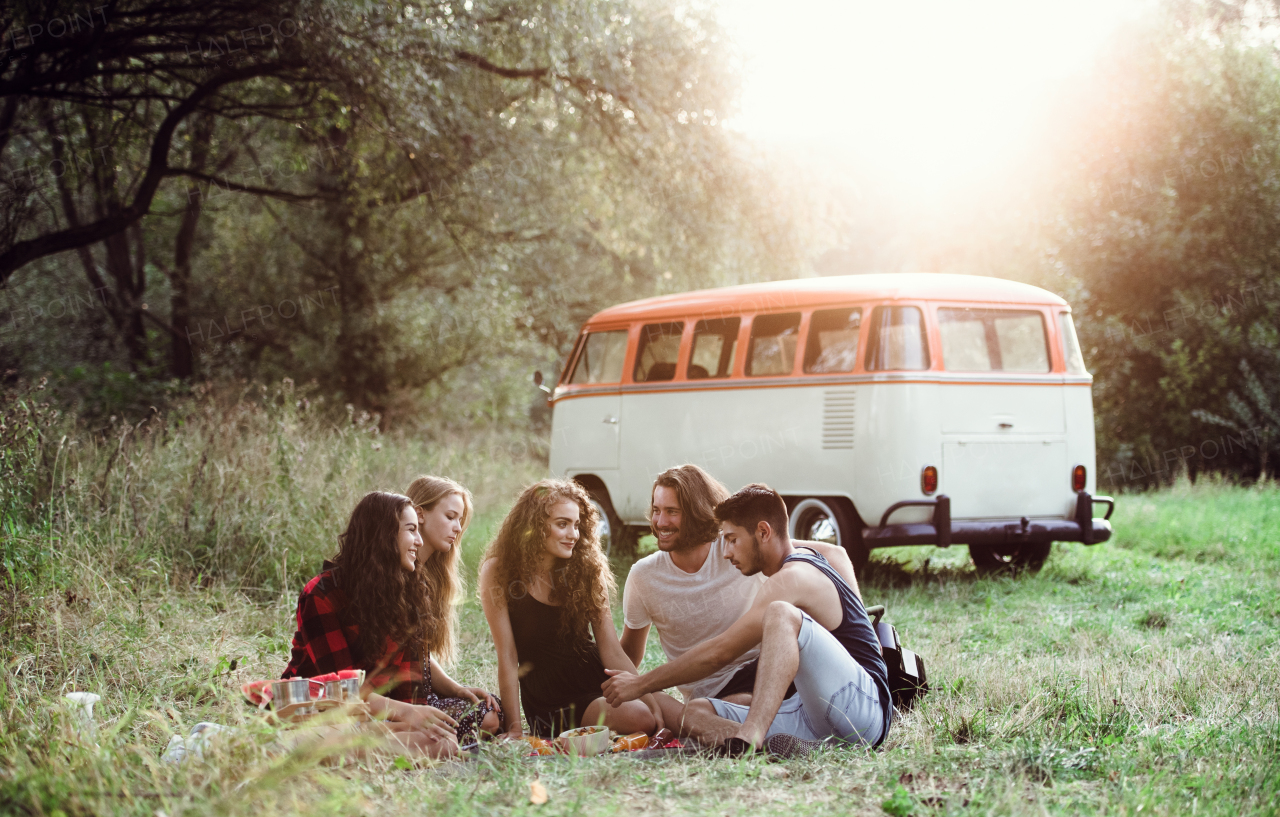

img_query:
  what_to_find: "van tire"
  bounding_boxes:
[788,497,869,576]
[575,480,632,558]
[969,542,1051,575]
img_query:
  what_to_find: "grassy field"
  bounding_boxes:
[2,389,1278,816]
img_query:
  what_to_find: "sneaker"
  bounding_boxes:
[764,733,823,759]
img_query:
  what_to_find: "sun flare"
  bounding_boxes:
[716,0,1152,204]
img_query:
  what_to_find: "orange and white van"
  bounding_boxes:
[547,274,1114,572]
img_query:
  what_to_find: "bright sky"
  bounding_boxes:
[716,0,1153,205]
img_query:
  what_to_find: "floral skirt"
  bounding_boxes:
[418,655,503,745]
[423,692,503,745]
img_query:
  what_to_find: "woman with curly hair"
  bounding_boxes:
[283,484,498,751]
[478,479,661,738]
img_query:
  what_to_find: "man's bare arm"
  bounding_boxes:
[602,573,806,703]
[619,625,650,672]
[795,540,862,602]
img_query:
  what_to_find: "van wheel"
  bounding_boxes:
[789,497,869,575]
[579,484,635,558]
[969,543,1051,575]
[584,492,619,557]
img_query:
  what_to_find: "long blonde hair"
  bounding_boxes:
[405,475,474,664]
[481,479,614,647]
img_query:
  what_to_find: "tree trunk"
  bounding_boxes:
[170,114,215,379]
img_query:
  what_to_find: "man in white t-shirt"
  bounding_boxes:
[620,465,793,722]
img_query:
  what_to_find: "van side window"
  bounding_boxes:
[866,306,929,371]
[689,318,739,379]
[568,330,629,384]
[1058,312,1087,375]
[634,322,684,382]
[804,308,862,373]
[746,313,801,376]
[938,308,1049,372]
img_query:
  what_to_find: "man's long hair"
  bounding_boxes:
[405,475,473,665]
[652,464,730,550]
[331,491,430,666]
[481,479,614,646]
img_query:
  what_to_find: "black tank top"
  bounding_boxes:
[507,591,607,734]
[784,547,893,745]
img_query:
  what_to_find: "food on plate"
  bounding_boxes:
[311,672,341,683]
[337,669,362,680]
[610,732,649,752]
[557,724,611,756]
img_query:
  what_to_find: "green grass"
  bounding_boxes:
[2,391,1278,816]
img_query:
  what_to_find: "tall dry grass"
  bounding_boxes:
[2,378,547,597]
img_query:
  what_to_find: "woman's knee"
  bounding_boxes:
[603,699,656,734]
[480,709,502,737]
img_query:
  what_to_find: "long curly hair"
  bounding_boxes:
[481,479,614,646]
[405,475,473,665]
[330,491,429,666]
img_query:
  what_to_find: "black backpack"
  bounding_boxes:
[865,605,929,710]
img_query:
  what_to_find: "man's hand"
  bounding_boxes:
[602,668,647,706]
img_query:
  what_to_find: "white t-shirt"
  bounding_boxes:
[622,537,765,700]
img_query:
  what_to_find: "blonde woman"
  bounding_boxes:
[478,479,662,738]
[403,475,503,742]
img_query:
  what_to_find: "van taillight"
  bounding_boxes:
[921,465,938,496]
[1072,464,1087,492]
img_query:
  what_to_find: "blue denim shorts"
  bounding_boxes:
[708,611,885,747]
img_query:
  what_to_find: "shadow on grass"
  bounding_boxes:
[860,543,1102,591]
[860,553,982,591]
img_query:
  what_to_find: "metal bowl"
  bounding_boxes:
[339,677,361,700]
[322,680,345,701]
[270,678,311,709]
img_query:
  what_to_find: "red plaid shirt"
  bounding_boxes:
[282,564,423,702]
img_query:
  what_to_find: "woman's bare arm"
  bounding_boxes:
[593,604,664,730]
[478,559,524,737]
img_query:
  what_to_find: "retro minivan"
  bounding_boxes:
[546,273,1114,572]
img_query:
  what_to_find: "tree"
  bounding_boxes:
[1042,3,1280,484]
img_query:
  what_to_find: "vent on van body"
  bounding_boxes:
[822,390,856,449]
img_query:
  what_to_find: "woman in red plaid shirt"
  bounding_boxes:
[284,481,500,755]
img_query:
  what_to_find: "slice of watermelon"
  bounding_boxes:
[241,680,274,706]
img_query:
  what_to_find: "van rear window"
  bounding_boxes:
[569,330,628,384]
[634,322,684,382]
[939,308,1049,372]
[689,318,739,379]
[746,313,801,376]
[1059,312,1087,375]
[804,308,862,373]
[867,306,929,371]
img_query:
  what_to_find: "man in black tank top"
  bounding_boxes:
[603,484,892,757]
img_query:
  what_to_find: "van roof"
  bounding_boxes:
[585,273,1069,326]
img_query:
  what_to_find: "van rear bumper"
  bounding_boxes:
[862,492,1114,549]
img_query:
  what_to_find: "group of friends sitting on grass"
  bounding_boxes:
[281,466,892,759]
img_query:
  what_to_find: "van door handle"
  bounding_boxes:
[998,422,1013,429]
[603,416,618,424]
